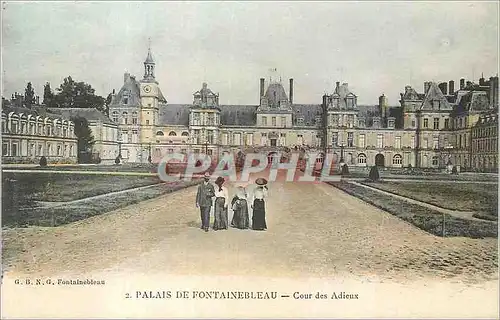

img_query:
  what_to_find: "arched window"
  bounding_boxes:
[156,131,164,136]
[112,111,118,123]
[132,111,138,124]
[181,132,189,136]
[122,112,128,125]
[168,131,177,136]
[393,154,402,165]
[357,153,367,164]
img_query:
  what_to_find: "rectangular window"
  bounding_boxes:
[444,119,449,129]
[423,118,428,128]
[207,130,214,144]
[11,122,18,133]
[377,134,383,148]
[347,132,354,147]
[332,132,338,147]
[29,143,35,156]
[39,144,43,156]
[411,119,416,127]
[262,116,267,126]
[207,114,215,126]
[2,143,8,156]
[122,130,129,143]
[358,134,365,148]
[247,133,253,145]
[146,120,150,125]
[12,143,18,156]
[411,136,415,149]
[281,116,286,127]
[395,136,401,149]
[433,137,439,149]
[423,138,428,149]
[272,117,276,126]
[234,133,241,145]
[1,120,6,133]
[433,118,439,130]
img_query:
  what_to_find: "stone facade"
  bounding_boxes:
[106,49,500,170]
[1,106,78,164]
[471,111,498,172]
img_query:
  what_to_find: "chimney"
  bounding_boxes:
[260,78,265,98]
[460,78,465,90]
[448,80,455,94]
[289,78,294,104]
[438,82,447,95]
[379,94,388,120]
[322,94,328,108]
[124,72,130,84]
[424,82,431,93]
[36,96,40,105]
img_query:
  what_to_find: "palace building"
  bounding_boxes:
[107,48,498,171]
[3,47,498,172]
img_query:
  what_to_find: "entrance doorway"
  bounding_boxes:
[270,139,277,147]
[375,153,385,167]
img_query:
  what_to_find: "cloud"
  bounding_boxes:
[2,1,498,105]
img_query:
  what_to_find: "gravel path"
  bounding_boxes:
[3,169,497,284]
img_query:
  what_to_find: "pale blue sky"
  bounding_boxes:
[2,1,498,105]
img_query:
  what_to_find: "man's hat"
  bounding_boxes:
[255,178,268,185]
[204,172,211,178]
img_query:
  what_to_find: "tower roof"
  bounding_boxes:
[144,48,155,64]
[265,82,289,105]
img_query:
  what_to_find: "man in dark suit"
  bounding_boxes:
[196,172,215,232]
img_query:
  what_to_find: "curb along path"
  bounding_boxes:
[349,181,496,223]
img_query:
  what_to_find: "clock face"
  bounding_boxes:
[144,85,151,93]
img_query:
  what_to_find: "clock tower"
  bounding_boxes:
[139,45,167,158]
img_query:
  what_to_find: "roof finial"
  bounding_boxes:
[148,37,152,52]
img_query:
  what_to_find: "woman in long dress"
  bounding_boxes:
[231,186,249,229]
[213,176,229,231]
[251,180,268,231]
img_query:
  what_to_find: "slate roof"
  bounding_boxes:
[2,105,72,121]
[159,104,191,126]
[265,82,289,106]
[49,108,115,125]
[220,105,258,126]
[292,104,322,126]
[110,76,142,108]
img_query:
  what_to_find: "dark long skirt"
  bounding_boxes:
[213,197,228,230]
[252,199,267,231]
[232,199,249,229]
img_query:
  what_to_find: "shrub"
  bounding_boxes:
[341,164,349,176]
[369,165,380,181]
[115,156,121,165]
[451,165,458,174]
[39,156,48,167]
[408,163,412,169]
[94,157,102,164]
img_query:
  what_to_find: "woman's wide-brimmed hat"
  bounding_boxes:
[203,172,211,178]
[255,177,268,185]
[215,176,225,185]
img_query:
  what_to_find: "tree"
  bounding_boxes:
[24,82,36,108]
[341,164,349,176]
[369,165,380,182]
[70,116,95,163]
[43,82,55,107]
[104,92,113,117]
[53,76,106,112]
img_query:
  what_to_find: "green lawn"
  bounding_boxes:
[329,181,497,239]
[2,172,161,203]
[362,181,498,217]
[2,172,200,227]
